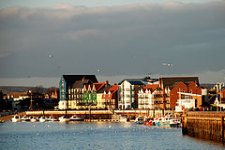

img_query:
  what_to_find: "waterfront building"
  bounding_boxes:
[101,84,119,110]
[170,81,202,110]
[118,79,145,109]
[82,81,107,109]
[58,75,98,110]
[158,77,200,110]
[138,84,159,109]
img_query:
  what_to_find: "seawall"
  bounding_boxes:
[182,112,225,143]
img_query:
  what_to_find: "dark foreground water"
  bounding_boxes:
[0,122,224,150]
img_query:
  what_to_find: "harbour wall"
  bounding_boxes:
[182,112,225,143]
[25,109,175,120]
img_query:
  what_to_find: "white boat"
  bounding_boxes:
[58,116,70,122]
[69,115,84,121]
[21,116,30,122]
[30,116,38,122]
[47,116,58,122]
[11,115,21,122]
[134,116,144,124]
[169,118,181,128]
[119,115,129,122]
[39,116,46,122]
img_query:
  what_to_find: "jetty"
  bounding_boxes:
[1,109,175,122]
[182,112,225,144]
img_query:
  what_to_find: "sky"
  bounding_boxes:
[0,0,225,87]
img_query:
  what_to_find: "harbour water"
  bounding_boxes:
[0,122,224,150]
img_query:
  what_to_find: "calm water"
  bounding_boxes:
[0,122,224,150]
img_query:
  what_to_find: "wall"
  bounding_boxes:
[182,112,225,143]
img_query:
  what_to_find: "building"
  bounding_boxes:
[159,77,200,110]
[118,79,145,109]
[101,84,119,110]
[58,75,98,110]
[138,84,159,109]
[82,81,108,109]
[170,81,202,110]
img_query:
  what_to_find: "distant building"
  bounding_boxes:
[101,84,119,110]
[58,75,98,110]
[118,79,145,109]
[138,84,159,109]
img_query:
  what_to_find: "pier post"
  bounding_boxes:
[222,116,224,144]
[182,113,188,135]
[89,106,91,122]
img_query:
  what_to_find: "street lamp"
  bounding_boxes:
[28,90,33,111]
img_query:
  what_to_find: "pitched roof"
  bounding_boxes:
[143,84,159,93]
[62,75,98,87]
[108,85,119,94]
[93,82,107,91]
[159,77,199,88]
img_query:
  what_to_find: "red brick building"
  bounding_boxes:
[159,77,201,110]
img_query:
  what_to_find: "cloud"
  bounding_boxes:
[0,1,225,84]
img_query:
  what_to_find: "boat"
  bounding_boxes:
[30,116,38,122]
[119,115,129,122]
[11,115,21,122]
[134,116,144,125]
[21,116,30,122]
[47,116,58,122]
[58,116,70,122]
[69,115,84,121]
[39,116,46,122]
[169,118,181,128]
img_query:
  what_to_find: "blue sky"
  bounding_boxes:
[0,0,225,87]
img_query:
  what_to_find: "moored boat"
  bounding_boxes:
[58,116,70,122]
[30,116,38,122]
[39,116,46,122]
[69,115,84,121]
[47,116,58,122]
[21,116,30,122]
[169,118,181,128]
[134,116,144,125]
[119,115,129,122]
[11,115,21,122]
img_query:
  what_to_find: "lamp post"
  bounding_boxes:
[28,90,33,111]
[89,104,92,122]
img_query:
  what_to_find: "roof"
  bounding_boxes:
[118,79,145,85]
[160,77,199,88]
[62,75,98,87]
[143,84,159,93]
[200,84,216,90]
[93,82,107,91]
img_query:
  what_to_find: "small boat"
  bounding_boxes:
[0,120,4,123]
[39,116,46,122]
[47,116,58,122]
[119,115,129,122]
[58,116,70,122]
[134,116,144,125]
[169,118,181,128]
[69,115,84,121]
[30,116,38,122]
[21,116,30,122]
[11,115,21,122]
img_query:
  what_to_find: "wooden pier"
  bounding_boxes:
[182,112,225,143]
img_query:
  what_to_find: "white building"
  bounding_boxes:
[175,99,196,112]
[118,79,145,109]
[138,89,154,109]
